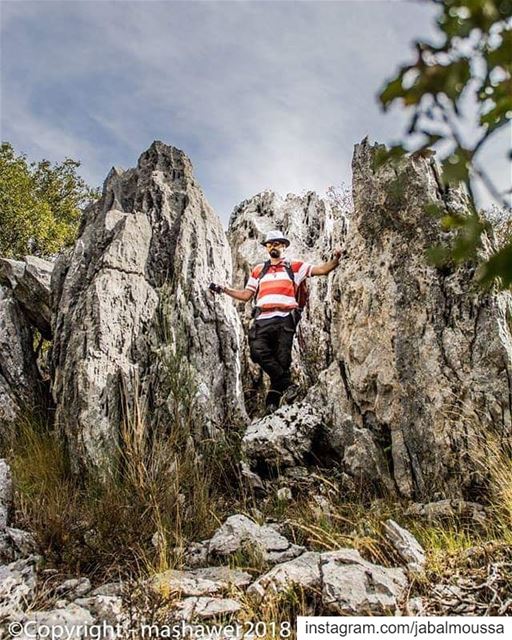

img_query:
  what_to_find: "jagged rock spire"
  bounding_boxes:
[51,141,247,477]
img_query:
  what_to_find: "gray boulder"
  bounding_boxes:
[249,548,408,615]
[242,402,324,471]
[192,514,305,565]
[51,141,247,477]
[0,256,53,339]
[55,577,92,599]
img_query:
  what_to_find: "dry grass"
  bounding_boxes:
[2,337,511,622]
[3,378,243,584]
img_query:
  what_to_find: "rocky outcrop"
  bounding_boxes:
[0,256,53,339]
[50,141,247,477]
[237,140,512,501]
[0,460,12,529]
[0,286,43,428]
[0,556,39,620]
[318,139,512,499]
[227,191,348,409]
[183,514,305,567]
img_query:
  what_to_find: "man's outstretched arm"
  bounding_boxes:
[310,248,344,276]
[209,283,254,302]
[224,287,254,302]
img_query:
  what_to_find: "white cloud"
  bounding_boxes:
[3,0,507,223]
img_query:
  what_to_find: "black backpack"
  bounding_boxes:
[252,259,309,324]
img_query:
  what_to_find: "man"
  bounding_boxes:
[210,230,343,414]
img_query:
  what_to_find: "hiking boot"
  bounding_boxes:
[264,389,282,416]
[281,383,300,406]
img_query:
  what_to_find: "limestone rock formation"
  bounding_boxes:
[0,256,53,339]
[236,139,512,502]
[50,141,247,476]
[227,190,348,409]
[320,139,512,499]
[0,459,12,529]
[0,286,43,428]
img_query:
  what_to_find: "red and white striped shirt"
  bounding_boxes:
[245,260,313,320]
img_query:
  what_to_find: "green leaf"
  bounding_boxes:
[0,142,99,258]
[441,148,472,185]
[478,240,512,288]
[426,244,452,266]
[379,74,407,110]
[425,202,446,219]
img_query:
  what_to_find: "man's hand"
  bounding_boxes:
[209,282,224,294]
[311,246,346,276]
[333,247,346,262]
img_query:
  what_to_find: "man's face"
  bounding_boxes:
[266,241,284,259]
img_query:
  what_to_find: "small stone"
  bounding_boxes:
[74,595,126,625]
[383,519,426,573]
[149,566,252,598]
[90,583,124,598]
[175,596,241,621]
[240,462,265,492]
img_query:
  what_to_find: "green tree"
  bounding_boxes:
[378,0,512,288]
[0,142,99,259]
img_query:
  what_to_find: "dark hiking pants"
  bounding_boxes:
[248,314,296,407]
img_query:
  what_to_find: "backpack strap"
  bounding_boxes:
[252,260,271,318]
[283,260,296,293]
[255,259,298,297]
[256,260,272,291]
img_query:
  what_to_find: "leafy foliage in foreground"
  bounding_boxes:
[378,0,512,289]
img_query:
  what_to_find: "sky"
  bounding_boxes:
[1,0,510,225]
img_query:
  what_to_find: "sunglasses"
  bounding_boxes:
[265,241,283,248]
